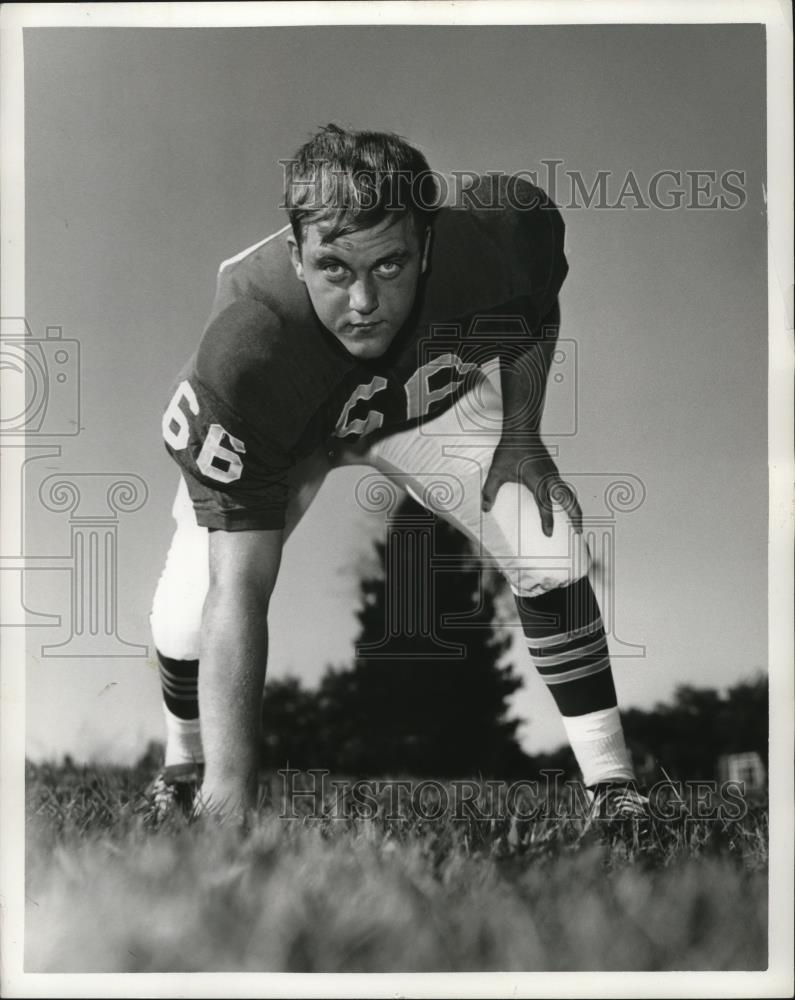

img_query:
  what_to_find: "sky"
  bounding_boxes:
[18,23,767,763]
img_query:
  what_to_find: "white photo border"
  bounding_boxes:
[1,2,792,997]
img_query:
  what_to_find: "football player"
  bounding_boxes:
[150,124,647,820]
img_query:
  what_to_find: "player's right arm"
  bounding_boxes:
[162,299,297,816]
[199,526,283,816]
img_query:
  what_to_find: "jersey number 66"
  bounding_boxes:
[162,380,246,484]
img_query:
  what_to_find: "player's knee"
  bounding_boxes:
[150,530,209,661]
[149,609,202,664]
[150,586,204,661]
[510,536,592,598]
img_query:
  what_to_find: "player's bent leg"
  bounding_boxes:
[465,476,636,789]
[150,478,208,663]
[150,477,208,776]
[364,369,637,793]
[489,479,637,792]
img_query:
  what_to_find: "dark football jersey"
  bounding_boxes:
[162,174,568,530]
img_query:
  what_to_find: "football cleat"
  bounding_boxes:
[586,781,650,821]
[149,762,204,821]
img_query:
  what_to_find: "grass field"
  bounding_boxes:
[25,759,768,973]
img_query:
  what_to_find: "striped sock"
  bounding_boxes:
[514,577,634,784]
[157,650,199,720]
[514,576,617,716]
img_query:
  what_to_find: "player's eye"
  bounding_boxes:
[375,261,402,277]
[322,263,348,280]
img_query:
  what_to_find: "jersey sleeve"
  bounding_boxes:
[162,301,294,532]
[505,175,569,329]
[474,180,568,372]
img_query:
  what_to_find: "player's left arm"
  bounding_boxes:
[480,300,583,537]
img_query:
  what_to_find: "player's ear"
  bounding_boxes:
[287,233,306,282]
[420,226,432,274]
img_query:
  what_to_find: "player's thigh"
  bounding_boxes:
[150,477,210,659]
[364,365,499,528]
[365,367,589,594]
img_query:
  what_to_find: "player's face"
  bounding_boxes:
[288,214,430,360]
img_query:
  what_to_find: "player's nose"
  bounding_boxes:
[348,277,378,315]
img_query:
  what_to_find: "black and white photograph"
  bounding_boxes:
[1,1,792,996]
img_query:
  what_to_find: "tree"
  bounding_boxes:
[621,673,768,779]
[312,494,529,777]
[260,676,322,770]
[721,674,768,768]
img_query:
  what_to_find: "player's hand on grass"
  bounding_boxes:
[481,436,583,537]
[192,782,252,827]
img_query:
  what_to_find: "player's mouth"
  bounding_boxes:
[340,321,393,357]
[347,321,382,331]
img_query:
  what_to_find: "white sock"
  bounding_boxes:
[561,706,634,787]
[163,705,204,767]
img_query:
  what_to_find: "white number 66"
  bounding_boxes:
[163,380,246,484]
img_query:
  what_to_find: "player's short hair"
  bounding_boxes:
[284,123,440,245]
